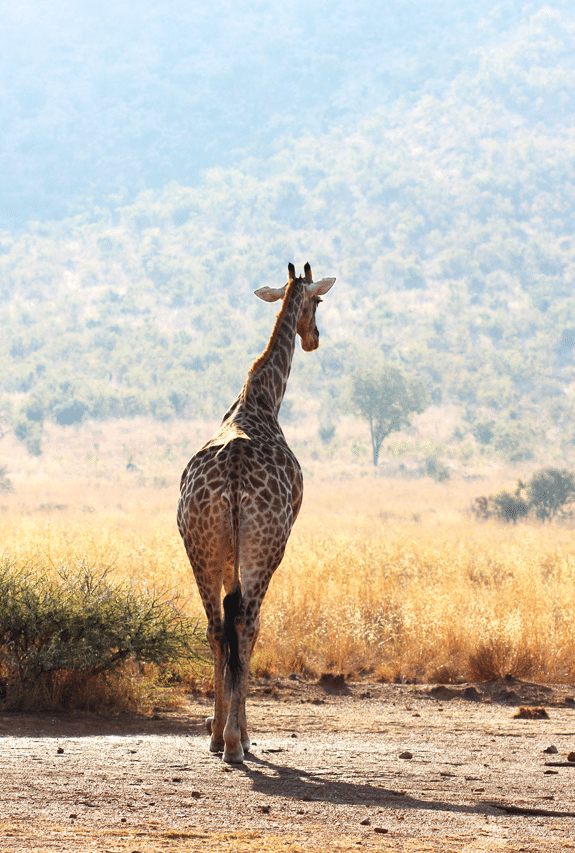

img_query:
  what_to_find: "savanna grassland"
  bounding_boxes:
[2,416,575,709]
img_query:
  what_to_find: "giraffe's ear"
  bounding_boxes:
[254,285,288,303]
[306,277,336,297]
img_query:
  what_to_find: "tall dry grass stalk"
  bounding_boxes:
[2,474,575,685]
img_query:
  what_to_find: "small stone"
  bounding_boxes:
[399,751,413,760]
[568,752,575,762]
[291,733,298,738]
[360,818,371,826]
[57,747,64,754]
[543,745,558,754]
[261,805,271,814]
[374,827,388,834]
[172,777,182,783]
[190,791,202,799]
[120,817,127,823]
[69,814,77,820]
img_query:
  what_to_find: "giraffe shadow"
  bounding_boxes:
[236,750,493,817]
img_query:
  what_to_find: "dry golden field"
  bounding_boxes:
[2,417,575,691]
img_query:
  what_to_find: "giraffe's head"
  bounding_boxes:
[254,262,336,352]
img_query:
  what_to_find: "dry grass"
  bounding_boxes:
[2,445,575,691]
[0,822,356,852]
[257,514,575,684]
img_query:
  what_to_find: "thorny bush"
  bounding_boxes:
[0,558,206,710]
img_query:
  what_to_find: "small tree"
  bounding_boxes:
[349,360,427,466]
[527,467,575,521]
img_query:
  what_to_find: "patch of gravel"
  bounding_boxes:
[1,678,575,851]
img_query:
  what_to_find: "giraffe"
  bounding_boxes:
[177,262,335,763]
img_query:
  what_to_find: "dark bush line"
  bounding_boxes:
[474,467,575,523]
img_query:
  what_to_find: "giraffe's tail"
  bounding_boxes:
[223,584,242,687]
[222,443,244,687]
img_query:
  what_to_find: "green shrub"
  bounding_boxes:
[0,560,206,712]
[14,404,44,455]
[473,481,528,523]
[474,468,575,524]
[424,455,450,482]
[527,467,575,521]
[318,422,336,445]
[490,489,529,524]
[0,465,12,493]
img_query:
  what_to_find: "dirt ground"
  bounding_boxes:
[2,676,575,852]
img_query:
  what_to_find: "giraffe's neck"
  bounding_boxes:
[246,280,304,417]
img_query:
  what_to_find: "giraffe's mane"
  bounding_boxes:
[248,277,298,376]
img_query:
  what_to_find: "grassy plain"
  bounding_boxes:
[2,417,575,694]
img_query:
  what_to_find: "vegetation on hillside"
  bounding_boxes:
[2,3,575,468]
[0,0,530,228]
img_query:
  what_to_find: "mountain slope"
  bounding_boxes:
[2,3,575,467]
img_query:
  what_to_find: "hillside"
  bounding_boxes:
[2,1,575,473]
[1,0,531,228]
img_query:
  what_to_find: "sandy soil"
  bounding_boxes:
[2,676,575,852]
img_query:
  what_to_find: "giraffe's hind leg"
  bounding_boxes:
[238,614,260,753]
[205,615,227,752]
[181,513,233,755]
[221,603,253,763]
[222,594,266,763]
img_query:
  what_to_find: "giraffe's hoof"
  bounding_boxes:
[209,737,225,753]
[223,744,245,764]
